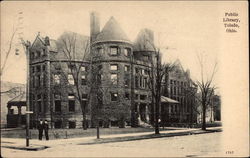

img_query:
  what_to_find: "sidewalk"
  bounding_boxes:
[1,127,222,151]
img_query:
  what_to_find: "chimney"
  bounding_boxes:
[45,36,50,46]
[90,11,100,43]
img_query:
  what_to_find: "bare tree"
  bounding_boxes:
[54,32,90,130]
[196,52,218,130]
[0,12,23,76]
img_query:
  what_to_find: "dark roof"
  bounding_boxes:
[7,92,26,106]
[94,17,131,44]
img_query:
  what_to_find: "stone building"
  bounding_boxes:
[28,12,196,128]
[161,60,198,125]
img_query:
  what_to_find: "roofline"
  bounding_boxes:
[91,40,133,46]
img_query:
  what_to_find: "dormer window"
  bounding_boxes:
[110,46,118,56]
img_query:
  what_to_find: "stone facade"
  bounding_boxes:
[28,12,197,129]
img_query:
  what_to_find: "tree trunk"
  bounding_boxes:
[202,103,206,130]
[155,95,160,134]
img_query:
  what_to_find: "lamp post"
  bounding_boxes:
[22,40,31,146]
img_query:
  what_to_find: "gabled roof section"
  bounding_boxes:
[31,35,45,49]
[31,34,57,52]
[94,16,131,44]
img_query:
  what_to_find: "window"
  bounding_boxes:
[97,47,103,55]
[68,121,76,129]
[36,50,41,58]
[37,65,41,73]
[81,75,86,85]
[143,78,147,89]
[42,49,46,56]
[125,92,130,99]
[124,48,130,57]
[38,101,42,113]
[31,52,35,59]
[110,64,118,71]
[43,95,47,113]
[135,76,139,88]
[42,65,46,71]
[37,75,41,87]
[111,73,118,85]
[32,76,35,87]
[124,74,130,87]
[125,65,130,72]
[110,47,118,55]
[68,100,75,112]
[43,74,46,86]
[82,94,88,100]
[140,95,147,100]
[32,67,35,73]
[81,66,86,72]
[143,55,149,61]
[37,94,41,112]
[68,74,74,85]
[54,121,62,128]
[54,74,60,84]
[111,92,118,101]
[135,94,139,100]
[68,93,75,99]
[170,80,173,85]
[55,100,61,112]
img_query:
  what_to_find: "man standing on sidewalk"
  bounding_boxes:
[38,119,43,140]
[44,120,49,140]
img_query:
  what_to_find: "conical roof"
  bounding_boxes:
[95,17,131,43]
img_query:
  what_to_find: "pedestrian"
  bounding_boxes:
[38,119,43,140]
[44,120,49,140]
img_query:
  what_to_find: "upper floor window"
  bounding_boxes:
[111,73,118,85]
[37,75,41,87]
[81,75,87,85]
[31,52,35,59]
[36,50,41,58]
[42,49,46,55]
[82,94,88,100]
[110,47,118,56]
[124,74,130,87]
[42,65,46,71]
[36,65,41,73]
[97,47,103,55]
[140,95,147,100]
[124,48,131,57]
[125,92,130,99]
[68,74,74,85]
[125,65,130,72]
[143,55,149,61]
[54,74,60,84]
[68,93,75,99]
[81,66,86,72]
[110,64,118,71]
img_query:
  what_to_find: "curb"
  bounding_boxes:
[2,145,49,151]
[78,129,222,145]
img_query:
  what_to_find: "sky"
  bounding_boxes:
[0,1,244,88]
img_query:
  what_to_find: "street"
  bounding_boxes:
[2,132,222,157]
